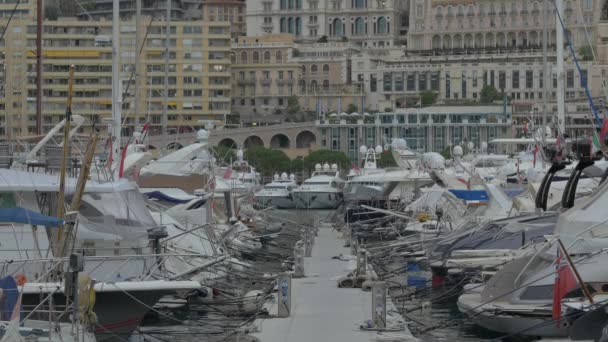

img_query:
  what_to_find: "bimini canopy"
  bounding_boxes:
[0,207,64,227]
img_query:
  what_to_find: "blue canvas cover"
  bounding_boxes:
[0,207,63,227]
[448,190,489,203]
[0,276,18,321]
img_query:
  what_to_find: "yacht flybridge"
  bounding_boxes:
[292,163,344,209]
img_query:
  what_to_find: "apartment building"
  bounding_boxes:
[231,34,301,123]
[201,0,246,40]
[246,0,408,47]
[0,16,231,137]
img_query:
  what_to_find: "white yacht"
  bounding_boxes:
[292,163,344,209]
[343,145,390,203]
[226,149,261,194]
[253,172,297,209]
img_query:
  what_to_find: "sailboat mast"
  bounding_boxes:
[555,0,565,135]
[542,0,548,132]
[135,0,142,126]
[35,0,42,135]
[112,0,122,166]
[162,0,171,135]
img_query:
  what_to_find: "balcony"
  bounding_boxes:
[260,78,272,86]
[307,21,319,27]
[276,79,294,86]
[237,78,256,85]
[261,22,274,29]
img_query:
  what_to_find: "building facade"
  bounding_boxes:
[246,0,408,47]
[406,0,600,51]
[0,16,231,137]
[230,34,301,123]
[201,0,246,40]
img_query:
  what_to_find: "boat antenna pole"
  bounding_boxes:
[54,65,75,254]
[111,0,122,178]
[557,238,594,304]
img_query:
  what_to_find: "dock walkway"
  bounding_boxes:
[252,223,417,342]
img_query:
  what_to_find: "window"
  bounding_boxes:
[567,69,574,88]
[498,71,506,89]
[276,51,283,63]
[526,70,534,89]
[377,17,388,34]
[445,73,451,99]
[280,17,287,32]
[332,18,343,36]
[323,64,330,74]
[240,51,248,63]
[354,17,365,35]
[311,64,318,73]
[472,70,478,88]
[253,51,260,63]
[264,51,271,63]
[580,69,588,88]
[383,72,392,92]
[416,4,423,17]
[370,74,377,92]
[353,0,365,9]
[512,70,520,89]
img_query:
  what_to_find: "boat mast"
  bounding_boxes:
[162,0,170,135]
[555,0,565,135]
[112,0,122,169]
[542,0,548,135]
[35,0,42,135]
[135,0,142,128]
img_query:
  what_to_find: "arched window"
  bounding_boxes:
[322,64,329,73]
[288,17,294,33]
[310,80,318,92]
[333,18,343,36]
[295,17,302,36]
[276,51,283,63]
[240,51,248,63]
[377,16,388,34]
[354,17,365,35]
[280,0,287,10]
[280,17,287,32]
[264,51,271,63]
[311,64,318,73]
[252,51,259,63]
[323,80,329,91]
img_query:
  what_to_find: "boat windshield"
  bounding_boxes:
[303,182,329,185]
[474,160,508,168]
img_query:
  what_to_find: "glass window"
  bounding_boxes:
[512,70,519,89]
[567,69,574,88]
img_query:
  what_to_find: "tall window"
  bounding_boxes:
[445,73,451,99]
[461,71,467,98]
[288,17,294,33]
[353,0,365,9]
[526,70,534,88]
[377,16,388,34]
[581,69,588,88]
[240,51,248,63]
[296,0,302,9]
[323,64,330,74]
[280,17,287,32]
[263,51,271,63]
[253,51,260,63]
[276,51,283,63]
[295,17,302,35]
[333,18,343,36]
[512,70,520,89]
[354,17,365,35]
[280,0,287,10]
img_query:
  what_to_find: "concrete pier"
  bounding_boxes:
[252,222,417,342]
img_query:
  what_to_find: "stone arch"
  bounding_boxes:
[311,64,318,73]
[453,34,462,49]
[485,33,495,47]
[464,34,473,48]
[240,51,248,63]
[507,32,516,47]
[323,64,330,73]
[253,51,260,63]
[518,32,527,47]
[276,50,283,63]
[218,138,237,149]
[475,33,483,48]
[432,35,441,49]
[295,130,316,148]
[270,134,290,148]
[497,32,506,47]
[442,35,452,49]
[244,135,264,148]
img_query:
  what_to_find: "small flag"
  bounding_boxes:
[552,247,578,325]
[351,164,360,172]
[533,145,539,168]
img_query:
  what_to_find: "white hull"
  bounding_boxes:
[292,191,342,209]
[343,184,386,202]
[254,195,294,209]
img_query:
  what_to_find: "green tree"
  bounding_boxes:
[245,146,291,179]
[441,146,452,160]
[317,36,328,43]
[346,104,358,114]
[376,150,397,168]
[480,85,500,104]
[210,145,237,165]
[303,149,351,172]
[420,90,437,106]
[579,45,594,61]
[44,5,60,20]
[287,95,300,115]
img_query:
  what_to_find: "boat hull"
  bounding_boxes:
[253,195,294,209]
[292,191,342,209]
[457,293,569,337]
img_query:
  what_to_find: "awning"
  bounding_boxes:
[0,207,64,227]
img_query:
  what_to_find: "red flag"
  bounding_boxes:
[223,168,233,179]
[552,247,578,324]
[533,145,539,168]
[106,138,113,167]
[118,144,128,178]
[351,164,360,172]
[601,117,608,146]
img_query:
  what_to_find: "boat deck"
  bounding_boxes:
[252,222,417,342]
